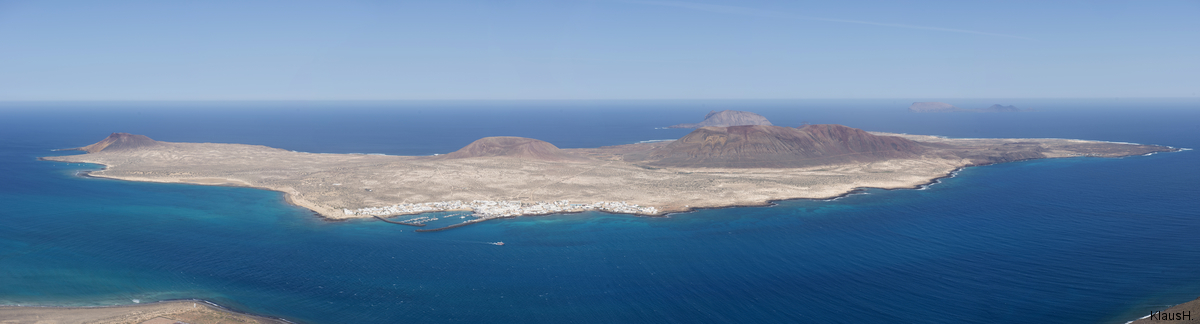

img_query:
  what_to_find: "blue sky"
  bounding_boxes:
[0,0,1196,100]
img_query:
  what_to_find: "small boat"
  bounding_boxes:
[491,242,505,246]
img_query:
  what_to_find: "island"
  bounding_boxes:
[41,113,1176,227]
[909,102,1025,112]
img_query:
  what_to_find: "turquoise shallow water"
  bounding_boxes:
[1,100,1198,323]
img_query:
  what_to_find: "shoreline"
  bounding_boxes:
[0,299,293,324]
[60,160,951,222]
[659,165,966,216]
[57,160,337,221]
[41,137,1182,228]
[52,153,1162,228]
[62,160,991,226]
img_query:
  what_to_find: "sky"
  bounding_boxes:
[0,0,1197,100]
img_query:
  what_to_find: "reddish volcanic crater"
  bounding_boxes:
[77,133,160,153]
[437,136,586,161]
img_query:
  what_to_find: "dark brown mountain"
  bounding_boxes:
[75,133,160,153]
[644,124,925,168]
[667,110,773,128]
[438,136,585,161]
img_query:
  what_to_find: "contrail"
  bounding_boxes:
[622,1,1034,40]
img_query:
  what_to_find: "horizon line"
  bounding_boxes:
[1,97,1196,103]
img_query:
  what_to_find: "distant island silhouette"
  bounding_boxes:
[909,102,1026,113]
[666,110,773,128]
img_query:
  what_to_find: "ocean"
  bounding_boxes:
[0,99,1197,323]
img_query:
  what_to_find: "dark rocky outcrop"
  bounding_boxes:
[667,110,773,128]
[439,136,584,161]
[75,133,160,153]
[644,124,925,168]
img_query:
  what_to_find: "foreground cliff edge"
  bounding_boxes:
[42,125,1177,224]
[1130,297,1200,323]
[0,300,287,324]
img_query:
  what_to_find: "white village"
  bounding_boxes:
[343,200,660,221]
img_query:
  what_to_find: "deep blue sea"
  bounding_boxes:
[1,99,1197,323]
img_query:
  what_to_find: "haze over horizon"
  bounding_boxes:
[1,0,1197,101]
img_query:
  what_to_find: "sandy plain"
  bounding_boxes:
[40,132,1174,221]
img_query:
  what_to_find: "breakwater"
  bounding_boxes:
[414,219,491,232]
[371,215,426,227]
